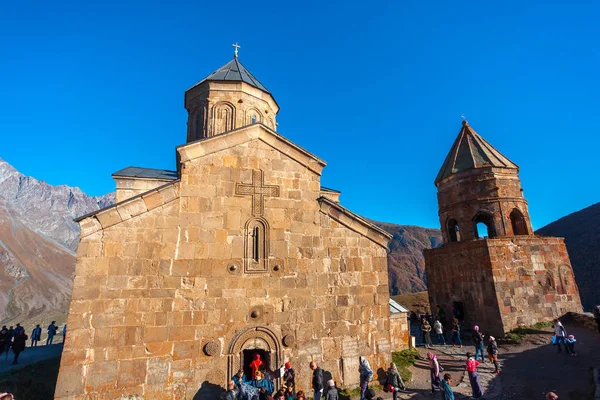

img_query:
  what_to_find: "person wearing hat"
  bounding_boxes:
[487,336,500,374]
[283,361,295,390]
[472,325,485,362]
[565,334,577,356]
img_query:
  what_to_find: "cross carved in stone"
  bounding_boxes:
[235,170,280,216]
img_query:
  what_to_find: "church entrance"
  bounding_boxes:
[227,326,282,389]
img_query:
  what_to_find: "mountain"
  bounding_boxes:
[536,202,600,311]
[0,158,114,324]
[373,221,443,295]
[0,159,114,251]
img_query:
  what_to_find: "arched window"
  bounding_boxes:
[246,108,262,126]
[244,218,269,273]
[510,208,528,236]
[447,219,461,242]
[212,102,235,136]
[473,211,497,239]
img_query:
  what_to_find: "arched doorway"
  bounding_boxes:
[227,326,282,389]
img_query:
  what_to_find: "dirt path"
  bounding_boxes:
[0,343,62,373]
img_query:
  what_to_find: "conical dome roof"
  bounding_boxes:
[435,121,518,183]
[189,58,270,93]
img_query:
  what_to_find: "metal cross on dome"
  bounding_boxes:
[233,42,241,58]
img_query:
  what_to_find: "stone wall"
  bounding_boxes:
[55,125,393,400]
[488,237,582,331]
[425,236,582,337]
[425,240,505,335]
[390,313,409,351]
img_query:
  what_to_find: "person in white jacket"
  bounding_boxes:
[433,320,446,345]
[553,318,567,353]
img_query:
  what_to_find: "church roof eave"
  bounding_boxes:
[435,121,519,184]
[75,180,180,238]
[177,123,327,175]
[318,196,393,249]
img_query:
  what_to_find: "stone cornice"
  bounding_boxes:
[177,123,327,175]
[318,196,392,249]
[75,181,180,238]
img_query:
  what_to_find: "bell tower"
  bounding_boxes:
[183,45,279,142]
[425,121,582,337]
[435,120,533,243]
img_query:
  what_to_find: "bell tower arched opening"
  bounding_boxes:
[473,211,496,239]
[510,208,528,236]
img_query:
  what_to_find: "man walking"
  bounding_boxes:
[310,361,324,400]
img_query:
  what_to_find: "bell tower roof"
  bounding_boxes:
[188,57,271,94]
[435,120,518,184]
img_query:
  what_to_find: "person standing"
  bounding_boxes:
[472,325,485,362]
[0,326,8,359]
[385,362,406,400]
[325,379,338,400]
[47,321,57,345]
[11,330,27,365]
[358,356,373,400]
[63,324,67,344]
[451,318,462,348]
[421,320,433,348]
[487,336,500,374]
[465,352,483,398]
[427,352,441,395]
[310,361,324,400]
[441,373,455,400]
[31,325,42,347]
[565,335,577,356]
[553,319,567,353]
[14,324,24,335]
[433,319,446,345]
[283,361,295,391]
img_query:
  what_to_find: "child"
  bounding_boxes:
[566,334,577,356]
[441,373,454,400]
[325,379,338,400]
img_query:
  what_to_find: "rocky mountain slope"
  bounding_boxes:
[536,202,600,311]
[0,158,114,324]
[0,159,114,251]
[373,221,443,295]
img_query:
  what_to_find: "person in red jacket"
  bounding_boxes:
[249,353,264,380]
[465,352,483,398]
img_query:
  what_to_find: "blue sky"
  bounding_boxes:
[1,0,599,229]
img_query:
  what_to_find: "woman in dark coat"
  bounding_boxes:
[11,330,27,364]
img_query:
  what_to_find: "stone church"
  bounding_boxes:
[425,121,582,337]
[54,54,406,399]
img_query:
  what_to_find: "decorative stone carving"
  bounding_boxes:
[282,334,295,348]
[204,341,220,356]
[235,170,280,217]
[205,369,226,386]
[236,169,280,274]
